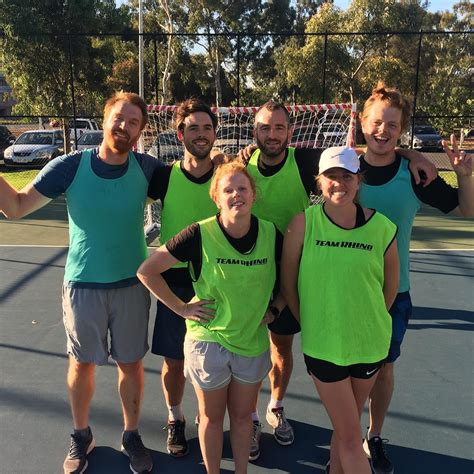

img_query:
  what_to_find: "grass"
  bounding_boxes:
[0,168,40,190]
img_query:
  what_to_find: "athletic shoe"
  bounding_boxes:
[249,421,263,461]
[121,431,153,473]
[265,406,295,445]
[63,428,95,474]
[363,435,394,474]
[195,414,200,427]
[325,460,330,473]
[164,419,189,457]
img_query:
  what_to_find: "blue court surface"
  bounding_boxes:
[0,247,473,473]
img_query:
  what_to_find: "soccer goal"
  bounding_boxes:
[143,103,357,244]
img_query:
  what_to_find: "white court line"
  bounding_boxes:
[0,245,473,251]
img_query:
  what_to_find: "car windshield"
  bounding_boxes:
[16,132,54,145]
[414,126,437,134]
[78,132,103,145]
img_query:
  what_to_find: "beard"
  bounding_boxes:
[184,139,213,160]
[106,128,137,154]
[256,135,288,159]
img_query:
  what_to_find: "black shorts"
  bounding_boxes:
[304,354,385,383]
[268,306,301,336]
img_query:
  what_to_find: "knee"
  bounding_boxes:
[117,360,143,376]
[271,336,293,358]
[338,431,365,453]
[69,358,95,376]
[163,357,185,374]
[201,412,225,427]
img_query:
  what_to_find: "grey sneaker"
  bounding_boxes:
[266,406,294,445]
[249,421,263,461]
[121,431,153,473]
[363,435,394,474]
[63,429,95,474]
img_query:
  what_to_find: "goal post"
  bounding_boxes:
[143,102,357,244]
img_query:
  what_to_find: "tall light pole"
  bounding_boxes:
[138,0,144,152]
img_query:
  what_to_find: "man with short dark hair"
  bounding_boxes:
[147,98,219,458]
[0,91,160,474]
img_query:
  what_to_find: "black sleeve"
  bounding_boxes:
[294,148,322,196]
[411,174,459,214]
[148,163,173,201]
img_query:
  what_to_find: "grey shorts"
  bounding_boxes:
[62,284,151,365]
[183,338,271,391]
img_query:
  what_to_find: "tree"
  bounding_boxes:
[0,0,127,151]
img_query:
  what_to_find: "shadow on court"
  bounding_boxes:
[1,246,473,473]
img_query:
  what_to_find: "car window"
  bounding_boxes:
[78,132,103,145]
[414,126,437,134]
[16,132,54,145]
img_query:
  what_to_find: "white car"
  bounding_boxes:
[4,130,64,168]
[73,130,103,151]
[69,118,100,144]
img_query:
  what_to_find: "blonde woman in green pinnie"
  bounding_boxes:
[138,160,285,474]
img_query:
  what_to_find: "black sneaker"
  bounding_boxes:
[63,429,95,474]
[249,421,263,461]
[164,419,189,457]
[363,435,394,474]
[121,431,153,473]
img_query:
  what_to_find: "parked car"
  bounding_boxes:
[400,125,443,151]
[147,131,184,162]
[214,124,254,154]
[3,129,64,168]
[69,118,100,144]
[0,125,15,160]
[73,130,103,151]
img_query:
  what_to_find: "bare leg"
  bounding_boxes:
[162,357,186,417]
[228,379,260,474]
[116,360,144,431]
[194,384,228,474]
[268,333,294,401]
[313,375,376,474]
[368,362,394,435]
[67,356,95,429]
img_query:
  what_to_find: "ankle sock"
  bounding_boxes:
[251,411,260,422]
[74,427,91,439]
[168,404,184,422]
[268,398,283,410]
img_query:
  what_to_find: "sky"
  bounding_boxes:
[116,0,457,14]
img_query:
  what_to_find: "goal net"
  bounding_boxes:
[143,103,356,244]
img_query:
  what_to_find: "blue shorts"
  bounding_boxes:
[151,284,195,360]
[268,306,301,336]
[386,291,412,363]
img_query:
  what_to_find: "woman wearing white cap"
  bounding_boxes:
[281,146,399,474]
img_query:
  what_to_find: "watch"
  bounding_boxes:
[268,305,280,321]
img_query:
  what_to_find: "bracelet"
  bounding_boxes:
[268,305,280,322]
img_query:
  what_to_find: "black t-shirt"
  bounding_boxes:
[166,214,283,282]
[255,148,322,196]
[359,154,459,213]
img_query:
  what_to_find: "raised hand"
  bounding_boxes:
[443,134,472,177]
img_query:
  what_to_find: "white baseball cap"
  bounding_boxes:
[318,146,360,175]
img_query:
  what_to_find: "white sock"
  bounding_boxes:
[368,430,380,440]
[268,398,283,410]
[251,411,260,422]
[168,404,184,422]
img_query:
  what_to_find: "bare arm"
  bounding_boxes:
[280,212,306,322]
[443,135,474,218]
[0,177,51,219]
[383,239,400,311]
[137,245,214,323]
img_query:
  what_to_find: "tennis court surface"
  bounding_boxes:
[0,203,473,473]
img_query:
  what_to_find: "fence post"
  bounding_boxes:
[153,35,159,103]
[67,33,78,145]
[236,33,241,107]
[410,30,424,147]
[322,31,328,104]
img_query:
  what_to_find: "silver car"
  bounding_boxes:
[400,125,443,151]
[74,130,103,151]
[3,130,64,168]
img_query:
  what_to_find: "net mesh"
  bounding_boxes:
[143,103,355,242]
